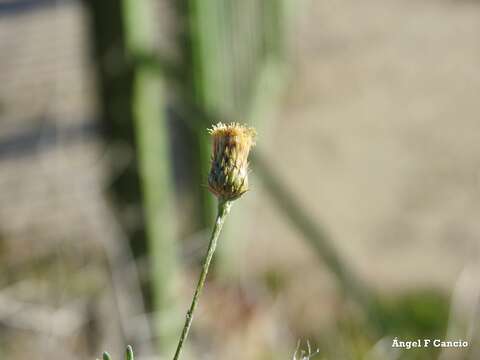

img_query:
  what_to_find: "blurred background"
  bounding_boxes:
[1,0,480,359]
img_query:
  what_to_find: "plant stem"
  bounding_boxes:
[126,345,134,360]
[173,199,232,360]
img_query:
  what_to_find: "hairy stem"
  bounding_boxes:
[173,199,232,360]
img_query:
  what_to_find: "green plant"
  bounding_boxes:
[293,341,320,360]
[99,345,134,360]
[172,123,256,360]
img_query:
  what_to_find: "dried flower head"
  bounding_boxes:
[208,122,256,201]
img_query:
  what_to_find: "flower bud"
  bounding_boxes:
[208,122,256,201]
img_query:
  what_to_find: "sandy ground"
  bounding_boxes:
[244,0,480,303]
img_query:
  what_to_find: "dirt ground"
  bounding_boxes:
[242,0,480,319]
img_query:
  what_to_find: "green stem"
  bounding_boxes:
[173,199,232,360]
[126,345,134,360]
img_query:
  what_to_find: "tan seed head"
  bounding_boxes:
[208,122,256,201]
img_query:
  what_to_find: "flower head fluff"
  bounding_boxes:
[208,122,256,201]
